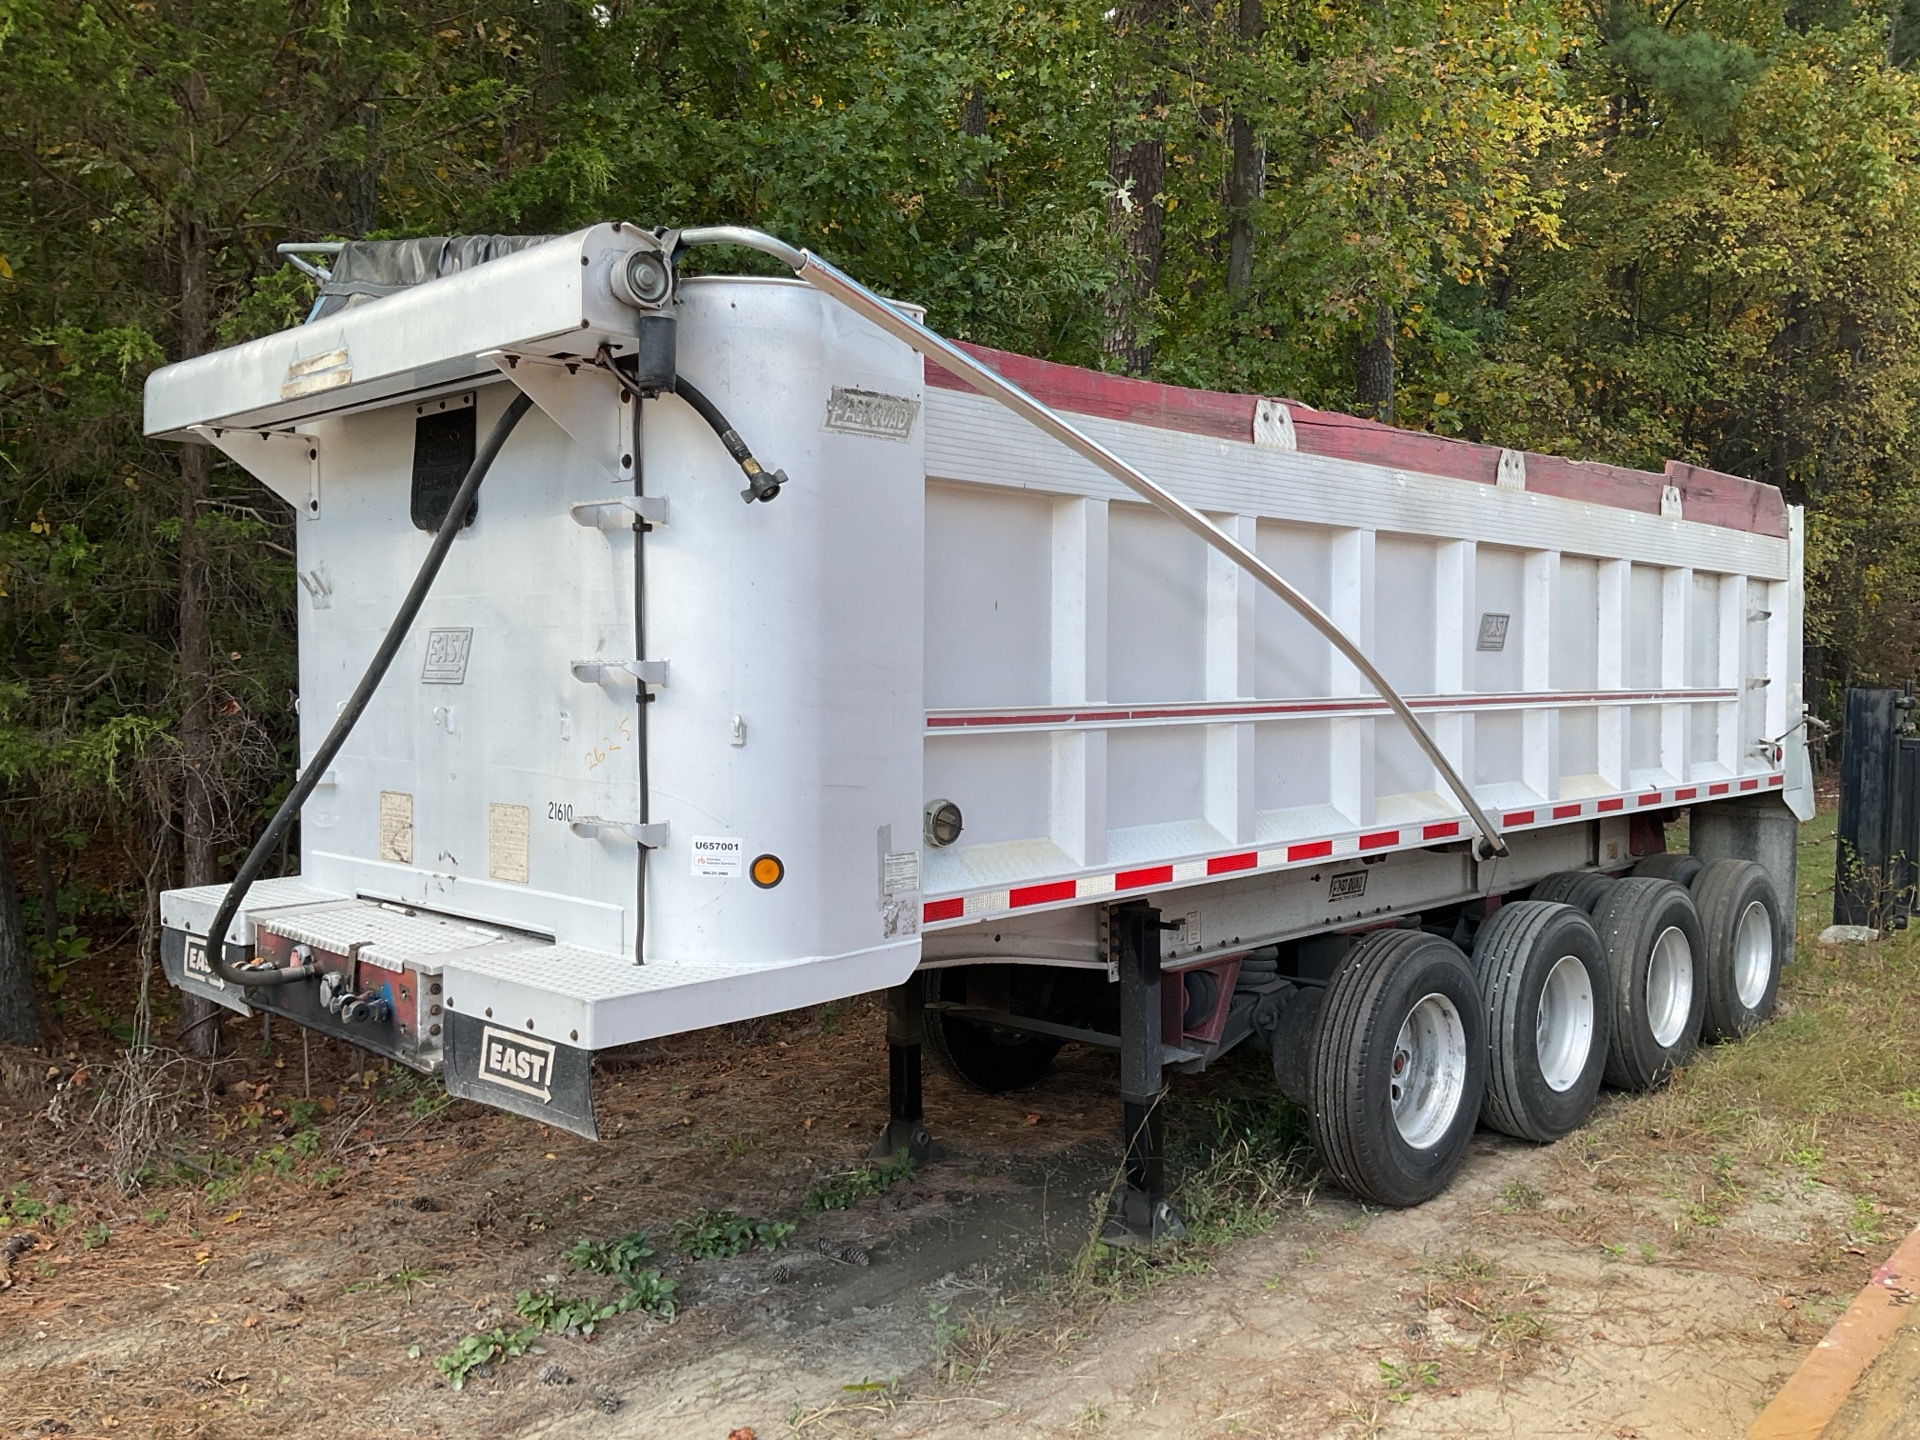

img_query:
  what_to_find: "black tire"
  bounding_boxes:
[1634,853,1704,886]
[1307,930,1487,1208]
[1591,878,1707,1090]
[924,965,1065,1093]
[1530,870,1617,913]
[1692,859,1784,1042]
[1471,902,1611,1143]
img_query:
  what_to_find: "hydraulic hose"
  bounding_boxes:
[592,348,786,502]
[198,391,536,987]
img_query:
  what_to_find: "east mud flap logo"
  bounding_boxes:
[477,1026,558,1102]
[182,936,227,992]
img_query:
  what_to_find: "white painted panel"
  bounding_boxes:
[1254,719,1332,812]
[1254,520,1333,697]
[1108,502,1208,702]
[1553,557,1599,692]
[1687,572,1721,689]
[1375,534,1438,694]
[1560,707,1599,790]
[1475,711,1525,787]
[1107,725,1205,831]
[1627,565,1664,689]
[924,481,1052,708]
[925,732,1051,848]
[1473,546,1525,692]
[1629,705,1665,781]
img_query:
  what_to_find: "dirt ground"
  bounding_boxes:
[4,813,1917,1440]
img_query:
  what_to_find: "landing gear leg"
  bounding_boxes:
[1102,903,1186,1246]
[872,971,935,1162]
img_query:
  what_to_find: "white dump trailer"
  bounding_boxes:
[146,224,1811,1230]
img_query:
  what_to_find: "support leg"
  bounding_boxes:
[1102,903,1186,1246]
[871,971,935,1162]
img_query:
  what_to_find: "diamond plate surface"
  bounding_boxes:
[258,898,522,973]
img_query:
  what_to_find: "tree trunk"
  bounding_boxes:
[1225,0,1264,303]
[1354,300,1396,423]
[1103,0,1172,375]
[31,814,58,950]
[0,812,43,1048]
[174,213,223,1057]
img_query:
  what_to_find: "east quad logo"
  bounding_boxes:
[478,1026,558,1102]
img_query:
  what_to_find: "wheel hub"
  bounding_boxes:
[1389,992,1468,1150]
[1646,924,1695,1048]
[1733,899,1773,1010]
[1534,954,1594,1092]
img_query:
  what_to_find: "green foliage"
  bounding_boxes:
[673,1209,796,1259]
[435,1226,676,1388]
[804,1151,916,1212]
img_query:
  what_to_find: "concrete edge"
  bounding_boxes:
[1749,1221,1920,1440]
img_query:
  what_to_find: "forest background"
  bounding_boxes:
[1,0,1917,1048]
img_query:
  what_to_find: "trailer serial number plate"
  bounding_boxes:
[1328,871,1369,901]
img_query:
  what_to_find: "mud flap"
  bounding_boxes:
[160,928,255,1018]
[444,1010,598,1139]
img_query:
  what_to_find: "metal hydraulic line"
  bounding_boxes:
[679,226,1509,859]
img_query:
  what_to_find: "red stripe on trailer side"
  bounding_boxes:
[1638,792,1665,807]
[1674,787,1698,800]
[1598,798,1625,812]
[1552,803,1583,819]
[1768,773,1785,786]
[1740,778,1760,791]
[1009,880,1077,908]
[1709,782,1731,795]
[1288,840,1335,861]
[923,897,965,923]
[1503,810,1536,827]
[925,345,1787,538]
[1359,829,1399,851]
[1115,865,1174,890]
[1207,852,1259,876]
[1423,821,1461,840]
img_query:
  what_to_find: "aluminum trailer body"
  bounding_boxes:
[145,225,1810,1220]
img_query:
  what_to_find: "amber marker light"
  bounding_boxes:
[750,854,785,889]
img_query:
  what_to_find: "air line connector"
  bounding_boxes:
[738,453,786,505]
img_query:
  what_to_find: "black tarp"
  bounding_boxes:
[311,234,554,319]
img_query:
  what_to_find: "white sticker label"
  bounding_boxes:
[691,835,744,878]
[882,850,920,897]
[379,790,414,864]
[488,802,530,884]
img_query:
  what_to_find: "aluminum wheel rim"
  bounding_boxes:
[1535,954,1594,1093]
[1733,899,1773,1010]
[1390,992,1468,1150]
[1646,925,1694,1049]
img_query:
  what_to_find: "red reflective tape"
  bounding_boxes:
[1768,773,1785,786]
[1552,803,1583,819]
[1674,787,1697,800]
[1739,778,1760,791]
[1709,782,1730,795]
[1638,792,1664,807]
[1503,810,1536,827]
[1288,840,1334,861]
[1009,880,1077,908]
[1116,865,1174,890]
[1423,821,1461,840]
[1597,798,1625,812]
[923,897,965,923]
[1359,829,1399,851]
[1207,852,1259,876]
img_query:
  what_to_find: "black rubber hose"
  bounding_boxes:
[199,391,536,987]
[591,349,784,502]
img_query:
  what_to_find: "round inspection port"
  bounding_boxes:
[750,854,785,889]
